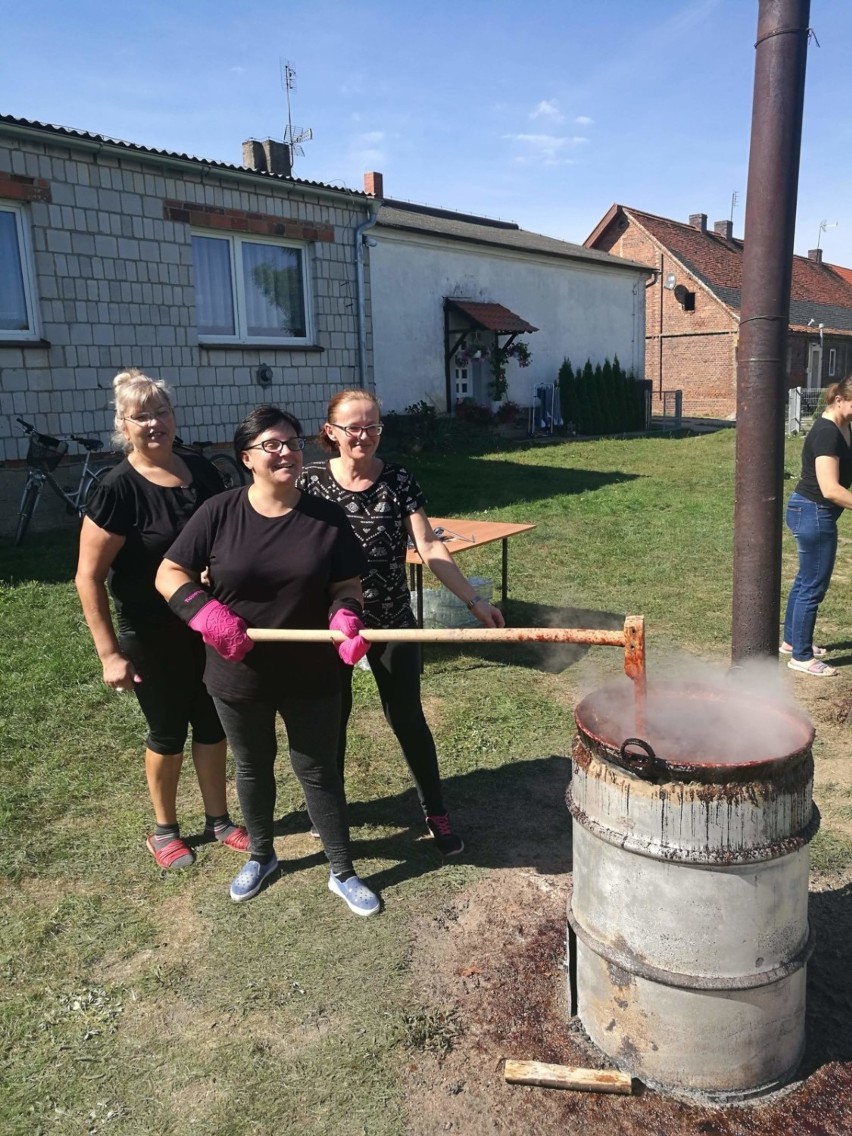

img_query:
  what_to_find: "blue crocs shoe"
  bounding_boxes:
[229,854,279,902]
[328,872,381,917]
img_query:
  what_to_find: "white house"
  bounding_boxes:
[363,172,652,414]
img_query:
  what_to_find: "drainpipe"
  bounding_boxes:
[355,201,380,388]
[731,0,811,663]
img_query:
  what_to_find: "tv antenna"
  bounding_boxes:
[816,219,838,250]
[729,190,739,224]
[281,60,313,169]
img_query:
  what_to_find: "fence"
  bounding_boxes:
[787,387,823,435]
[654,389,683,427]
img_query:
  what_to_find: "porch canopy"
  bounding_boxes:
[444,298,538,365]
[443,299,539,410]
[446,299,538,336]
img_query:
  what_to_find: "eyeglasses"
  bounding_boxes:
[329,423,383,438]
[124,407,172,425]
[244,436,306,454]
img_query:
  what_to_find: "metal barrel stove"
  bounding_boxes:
[567,678,817,1102]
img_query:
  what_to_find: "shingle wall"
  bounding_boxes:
[0,131,370,465]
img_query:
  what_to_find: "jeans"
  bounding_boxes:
[783,492,842,661]
[213,692,353,875]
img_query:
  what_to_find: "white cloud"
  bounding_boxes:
[575,115,593,125]
[349,130,387,171]
[503,132,588,165]
[530,99,564,123]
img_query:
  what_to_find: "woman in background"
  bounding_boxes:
[299,388,505,855]
[782,376,852,676]
[76,369,248,869]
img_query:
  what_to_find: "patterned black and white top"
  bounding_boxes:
[297,461,426,629]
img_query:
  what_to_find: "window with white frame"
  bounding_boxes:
[0,203,39,339]
[191,232,311,343]
[829,348,836,377]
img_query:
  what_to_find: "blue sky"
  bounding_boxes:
[4,1,851,263]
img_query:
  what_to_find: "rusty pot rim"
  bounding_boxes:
[574,679,815,782]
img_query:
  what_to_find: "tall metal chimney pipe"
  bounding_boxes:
[731,0,811,664]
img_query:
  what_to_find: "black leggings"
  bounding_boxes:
[213,692,352,876]
[339,640,444,816]
[119,622,225,755]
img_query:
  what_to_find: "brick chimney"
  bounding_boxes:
[364,171,384,197]
[242,139,292,178]
[808,248,824,264]
[713,219,734,241]
[689,213,707,234]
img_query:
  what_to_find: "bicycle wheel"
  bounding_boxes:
[14,475,42,546]
[210,453,247,489]
[81,463,116,512]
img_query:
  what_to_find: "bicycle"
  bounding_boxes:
[13,417,118,546]
[174,436,248,489]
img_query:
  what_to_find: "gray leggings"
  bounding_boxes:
[213,692,353,876]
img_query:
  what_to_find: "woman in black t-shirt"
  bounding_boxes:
[76,369,249,869]
[156,406,380,916]
[782,377,852,676]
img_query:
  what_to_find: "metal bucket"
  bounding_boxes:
[566,678,817,1102]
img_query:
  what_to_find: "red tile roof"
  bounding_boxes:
[446,300,538,333]
[588,205,852,335]
[829,263,852,287]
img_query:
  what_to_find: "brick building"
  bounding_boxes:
[0,115,376,466]
[585,205,852,419]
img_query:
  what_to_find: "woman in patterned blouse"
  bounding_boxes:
[298,389,504,855]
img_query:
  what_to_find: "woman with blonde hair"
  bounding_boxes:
[76,369,248,868]
[298,388,505,855]
[782,375,852,676]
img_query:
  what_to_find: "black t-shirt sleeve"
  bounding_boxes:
[162,500,216,573]
[86,466,134,536]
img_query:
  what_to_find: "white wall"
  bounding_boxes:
[369,230,647,413]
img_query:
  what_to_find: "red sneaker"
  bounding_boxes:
[204,824,251,852]
[146,834,196,870]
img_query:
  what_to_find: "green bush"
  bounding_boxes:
[557,355,647,435]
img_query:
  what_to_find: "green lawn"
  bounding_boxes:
[1,426,849,1134]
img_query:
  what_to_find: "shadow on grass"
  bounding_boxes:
[406,455,639,514]
[276,752,573,896]
[0,529,78,585]
[424,603,626,675]
[803,881,852,1067]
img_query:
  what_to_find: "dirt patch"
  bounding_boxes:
[403,803,852,1134]
[98,893,209,985]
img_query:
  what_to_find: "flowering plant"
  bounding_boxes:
[454,397,494,425]
[454,344,490,366]
[505,341,532,367]
[489,341,533,400]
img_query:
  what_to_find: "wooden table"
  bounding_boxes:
[406,516,536,626]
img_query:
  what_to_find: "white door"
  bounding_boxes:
[454,363,471,401]
[807,344,823,389]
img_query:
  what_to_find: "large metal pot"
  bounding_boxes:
[567,678,817,1101]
